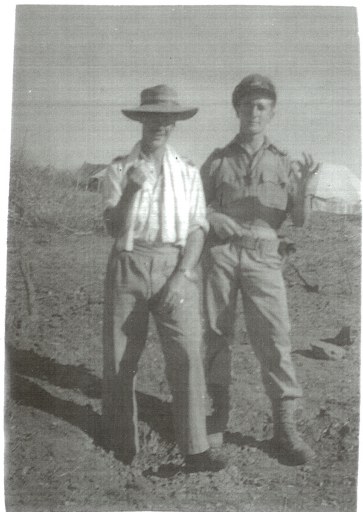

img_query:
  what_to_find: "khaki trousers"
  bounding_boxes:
[204,234,302,405]
[102,243,209,461]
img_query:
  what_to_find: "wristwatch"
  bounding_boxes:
[177,267,196,282]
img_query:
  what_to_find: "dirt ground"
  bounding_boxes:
[4,211,361,512]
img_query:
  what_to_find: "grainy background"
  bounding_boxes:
[11,5,360,174]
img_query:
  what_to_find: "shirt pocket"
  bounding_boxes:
[216,181,245,208]
[257,168,288,210]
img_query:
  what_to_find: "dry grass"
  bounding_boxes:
[9,155,104,234]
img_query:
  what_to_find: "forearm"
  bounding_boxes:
[290,193,312,227]
[289,154,318,227]
[177,228,206,272]
[104,181,140,236]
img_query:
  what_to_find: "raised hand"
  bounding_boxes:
[289,153,320,226]
[291,153,320,185]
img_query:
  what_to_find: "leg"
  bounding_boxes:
[240,246,314,463]
[239,247,301,401]
[203,243,239,434]
[153,278,209,456]
[102,250,149,463]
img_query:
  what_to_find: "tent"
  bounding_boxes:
[305,163,361,215]
[76,162,109,192]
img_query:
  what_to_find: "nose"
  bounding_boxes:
[147,122,164,133]
[251,105,260,117]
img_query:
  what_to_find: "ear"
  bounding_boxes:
[269,105,276,121]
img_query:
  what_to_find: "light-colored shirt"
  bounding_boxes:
[103,142,209,249]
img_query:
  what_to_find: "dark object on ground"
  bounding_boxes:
[321,326,357,346]
[310,341,346,361]
[289,263,319,293]
[184,450,226,473]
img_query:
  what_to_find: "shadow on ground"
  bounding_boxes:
[6,345,308,468]
[292,349,317,359]
[6,345,174,454]
[224,430,305,466]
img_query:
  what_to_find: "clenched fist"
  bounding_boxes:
[127,161,148,188]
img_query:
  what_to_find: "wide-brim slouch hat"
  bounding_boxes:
[122,84,198,122]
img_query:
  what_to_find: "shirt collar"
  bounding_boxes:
[232,134,271,153]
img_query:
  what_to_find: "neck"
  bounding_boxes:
[140,142,166,164]
[238,132,265,153]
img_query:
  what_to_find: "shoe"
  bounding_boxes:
[184,449,226,473]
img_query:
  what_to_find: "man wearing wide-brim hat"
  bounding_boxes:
[101,85,225,472]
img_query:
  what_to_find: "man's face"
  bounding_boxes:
[141,114,175,151]
[235,94,275,136]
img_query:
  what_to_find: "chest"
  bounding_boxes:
[214,150,290,210]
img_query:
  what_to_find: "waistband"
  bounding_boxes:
[232,234,280,252]
[113,240,181,256]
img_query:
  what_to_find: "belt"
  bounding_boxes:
[232,234,280,252]
[133,241,178,249]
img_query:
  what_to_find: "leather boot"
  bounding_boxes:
[271,398,315,465]
[206,384,230,448]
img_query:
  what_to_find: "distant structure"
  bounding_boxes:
[305,163,361,215]
[76,162,109,192]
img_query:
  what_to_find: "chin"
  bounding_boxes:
[152,139,167,149]
[247,128,262,136]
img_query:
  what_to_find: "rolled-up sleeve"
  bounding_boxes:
[102,162,123,211]
[188,167,210,234]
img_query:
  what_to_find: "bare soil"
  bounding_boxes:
[4,212,361,512]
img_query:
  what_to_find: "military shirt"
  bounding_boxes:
[200,135,297,230]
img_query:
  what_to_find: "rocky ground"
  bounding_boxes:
[4,211,361,512]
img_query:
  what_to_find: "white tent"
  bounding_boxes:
[306,163,361,215]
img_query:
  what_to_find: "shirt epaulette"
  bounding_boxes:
[208,147,226,161]
[112,154,128,164]
[268,144,288,157]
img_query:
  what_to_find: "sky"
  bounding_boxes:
[10,5,361,174]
